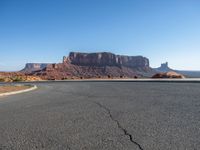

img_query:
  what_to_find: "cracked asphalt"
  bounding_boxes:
[0,81,200,150]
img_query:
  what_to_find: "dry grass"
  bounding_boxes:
[0,85,30,94]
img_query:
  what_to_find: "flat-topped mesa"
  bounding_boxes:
[32,52,155,79]
[67,52,149,68]
[21,63,49,73]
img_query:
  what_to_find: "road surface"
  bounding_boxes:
[0,81,200,150]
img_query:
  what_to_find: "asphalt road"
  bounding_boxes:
[0,81,200,150]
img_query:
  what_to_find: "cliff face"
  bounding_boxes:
[21,63,49,73]
[68,52,149,69]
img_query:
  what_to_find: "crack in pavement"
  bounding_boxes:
[93,101,144,150]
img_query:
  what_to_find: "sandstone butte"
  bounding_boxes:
[29,52,156,80]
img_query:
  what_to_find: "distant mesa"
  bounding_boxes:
[68,52,150,68]
[21,63,49,73]
[152,71,185,79]
[2,52,200,82]
[30,52,156,80]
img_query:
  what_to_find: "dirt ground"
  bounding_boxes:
[0,85,30,94]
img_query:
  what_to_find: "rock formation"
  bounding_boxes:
[152,71,185,79]
[21,63,49,73]
[68,52,149,69]
[154,62,173,72]
[154,62,200,78]
[31,52,155,80]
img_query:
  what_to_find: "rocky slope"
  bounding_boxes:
[32,52,155,80]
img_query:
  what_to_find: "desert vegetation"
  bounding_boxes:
[0,74,42,82]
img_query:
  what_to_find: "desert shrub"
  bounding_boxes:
[62,77,68,80]
[12,76,24,82]
[48,78,56,80]
[107,75,111,78]
[0,78,5,82]
[96,74,101,78]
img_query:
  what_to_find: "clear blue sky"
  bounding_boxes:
[0,0,200,71]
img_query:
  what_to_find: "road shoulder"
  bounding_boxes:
[0,85,37,97]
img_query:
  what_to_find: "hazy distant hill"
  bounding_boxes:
[177,70,200,78]
[21,63,50,73]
